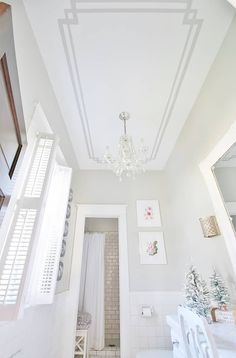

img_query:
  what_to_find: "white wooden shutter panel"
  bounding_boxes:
[26,164,72,305]
[0,134,57,320]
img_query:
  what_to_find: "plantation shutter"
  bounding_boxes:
[26,164,72,306]
[0,134,57,320]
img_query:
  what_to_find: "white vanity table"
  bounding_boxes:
[166,315,184,358]
[166,315,236,358]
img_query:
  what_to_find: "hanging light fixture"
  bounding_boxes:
[103,112,148,180]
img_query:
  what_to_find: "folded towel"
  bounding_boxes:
[77,311,92,330]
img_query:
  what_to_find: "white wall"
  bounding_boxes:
[0,295,67,358]
[7,0,77,169]
[0,2,77,358]
[1,4,236,358]
[74,17,236,294]
[164,16,236,290]
[71,19,236,355]
[73,170,177,291]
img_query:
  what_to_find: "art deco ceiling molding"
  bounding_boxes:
[23,0,235,169]
[58,0,203,164]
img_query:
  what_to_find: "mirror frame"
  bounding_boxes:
[200,121,236,277]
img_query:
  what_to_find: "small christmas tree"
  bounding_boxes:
[210,270,230,309]
[185,265,211,318]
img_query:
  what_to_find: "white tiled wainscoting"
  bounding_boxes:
[90,347,120,358]
[129,291,183,358]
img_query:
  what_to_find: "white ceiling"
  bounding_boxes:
[23,0,235,170]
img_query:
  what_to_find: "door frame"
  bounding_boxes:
[200,120,236,278]
[70,204,130,358]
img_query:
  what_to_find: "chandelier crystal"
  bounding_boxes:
[103,112,148,180]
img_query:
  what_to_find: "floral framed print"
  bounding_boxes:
[137,200,161,227]
[139,232,167,265]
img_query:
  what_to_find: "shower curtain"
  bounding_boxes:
[79,232,105,350]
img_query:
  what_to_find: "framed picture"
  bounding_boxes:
[0,189,4,210]
[137,200,162,227]
[0,54,23,179]
[0,7,27,227]
[139,232,167,265]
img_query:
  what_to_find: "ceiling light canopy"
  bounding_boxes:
[103,112,148,180]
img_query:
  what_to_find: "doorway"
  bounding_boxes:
[79,218,120,356]
[71,205,130,358]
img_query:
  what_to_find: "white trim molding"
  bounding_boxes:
[70,204,130,358]
[200,121,236,277]
[227,0,236,9]
[58,0,203,164]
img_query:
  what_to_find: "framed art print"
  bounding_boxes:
[137,200,162,227]
[0,54,23,179]
[139,232,167,265]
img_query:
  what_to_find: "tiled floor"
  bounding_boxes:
[89,346,120,358]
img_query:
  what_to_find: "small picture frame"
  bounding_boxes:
[0,189,4,210]
[0,54,23,179]
[139,232,167,265]
[137,200,161,227]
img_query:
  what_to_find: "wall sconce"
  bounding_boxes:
[199,216,221,238]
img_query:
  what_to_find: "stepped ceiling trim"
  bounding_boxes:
[58,0,202,164]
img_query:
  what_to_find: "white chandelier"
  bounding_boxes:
[103,112,148,180]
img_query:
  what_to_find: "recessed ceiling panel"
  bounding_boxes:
[69,11,186,157]
[23,0,235,169]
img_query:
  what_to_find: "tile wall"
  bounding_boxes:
[129,291,183,357]
[105,232,120,347]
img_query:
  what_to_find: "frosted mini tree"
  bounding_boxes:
[210,270,230,309]
[185,265,211,318]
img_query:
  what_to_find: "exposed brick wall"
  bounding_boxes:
[104,232,120,347]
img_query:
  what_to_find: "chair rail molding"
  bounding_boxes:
[200,120,236,278]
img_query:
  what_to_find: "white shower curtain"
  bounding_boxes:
[79,232,105,350]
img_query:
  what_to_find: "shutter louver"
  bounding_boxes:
[0,209,37,306]
[24,137,54,198]
[26,164,72,305]
[0,134,57,320]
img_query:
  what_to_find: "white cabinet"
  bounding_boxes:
[166,315,185,358]
[166,314,236,358]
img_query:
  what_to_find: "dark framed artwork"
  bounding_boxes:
[0,5,26,226]
[0,53,22,179]
[0,189,4,210]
